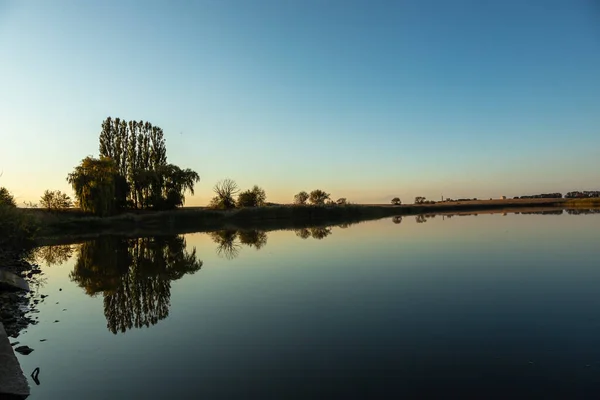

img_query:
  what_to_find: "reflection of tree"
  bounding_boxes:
[566,208,600,215]
[392,216,403,224]
[70,235,202,334]
[210,230,241,260]
[309,227,332,240]
[238,230,268,250]
[415,215,427,223]
[30,244,75,267]
[295,228,311,239]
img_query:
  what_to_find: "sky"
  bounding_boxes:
[0,0,599,206]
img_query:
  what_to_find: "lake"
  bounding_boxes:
[14,210,600,399]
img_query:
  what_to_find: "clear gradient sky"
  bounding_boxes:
[1,0,599,206]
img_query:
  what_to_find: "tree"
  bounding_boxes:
[309,189,330,205]
[0,187,16,207]
[414,196,426,204]
[336,198,347,205]
[391,197,401,205]
[66,156,119,216]
[40,190,73,210]
[294,191,309,205]
[98,117,196,210]
[210,179,239,209]
[237,185,267,208]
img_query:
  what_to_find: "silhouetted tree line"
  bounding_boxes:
[69,235,202,334]
[67,117,199,216]
[565,191,600,199]
[517,192,563,199]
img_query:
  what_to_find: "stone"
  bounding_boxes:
[0,322,30,398]
[14,346,33,356]
[0,270,29,292]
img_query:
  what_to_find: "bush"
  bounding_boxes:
[391,197,401,205]
[0,191,39,247]
[336,198,347,205]
[309,189,330,205]
[294,191,309,205]
[237,185,267,208]
[40,189,73,210]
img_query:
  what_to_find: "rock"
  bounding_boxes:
[10,342,19,347]
[14,346,33,356]
[0,270,29,292]
[0,322,30,397]
[53,320,59,323]
[39,339,46,342]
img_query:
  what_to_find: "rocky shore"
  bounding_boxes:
[0,248,41,339]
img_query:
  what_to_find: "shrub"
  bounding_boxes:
[237,185,267,208]
[0,189,39,247]
[294,191,309,205]
[391,197,401,205]
[336,198,347,205]
[40,189,73,210]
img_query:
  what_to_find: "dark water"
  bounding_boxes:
[14,210,600,399]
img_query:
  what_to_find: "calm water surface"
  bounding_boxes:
[15,211,600,399]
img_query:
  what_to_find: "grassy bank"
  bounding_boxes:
[564,198,600,207]
[26,197,585,243]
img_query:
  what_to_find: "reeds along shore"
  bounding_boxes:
[25,197,592,240]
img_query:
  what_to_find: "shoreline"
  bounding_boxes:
[27,197,600,246]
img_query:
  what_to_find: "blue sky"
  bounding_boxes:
[0,0,598,205]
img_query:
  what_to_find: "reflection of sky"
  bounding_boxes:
[17,212,600,398]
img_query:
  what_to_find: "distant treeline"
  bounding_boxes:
[565,191,600,199]
[513,191,600,200]
[515,192,563,199]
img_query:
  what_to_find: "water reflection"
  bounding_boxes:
[69,236,202,334]
[565,208,600,215]
[29,244,74,267]
[29,208,600,336]
[210,230,242,260]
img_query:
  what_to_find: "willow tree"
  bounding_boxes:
[66,156,119,216]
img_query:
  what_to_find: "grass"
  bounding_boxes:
[564,198,600,206]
